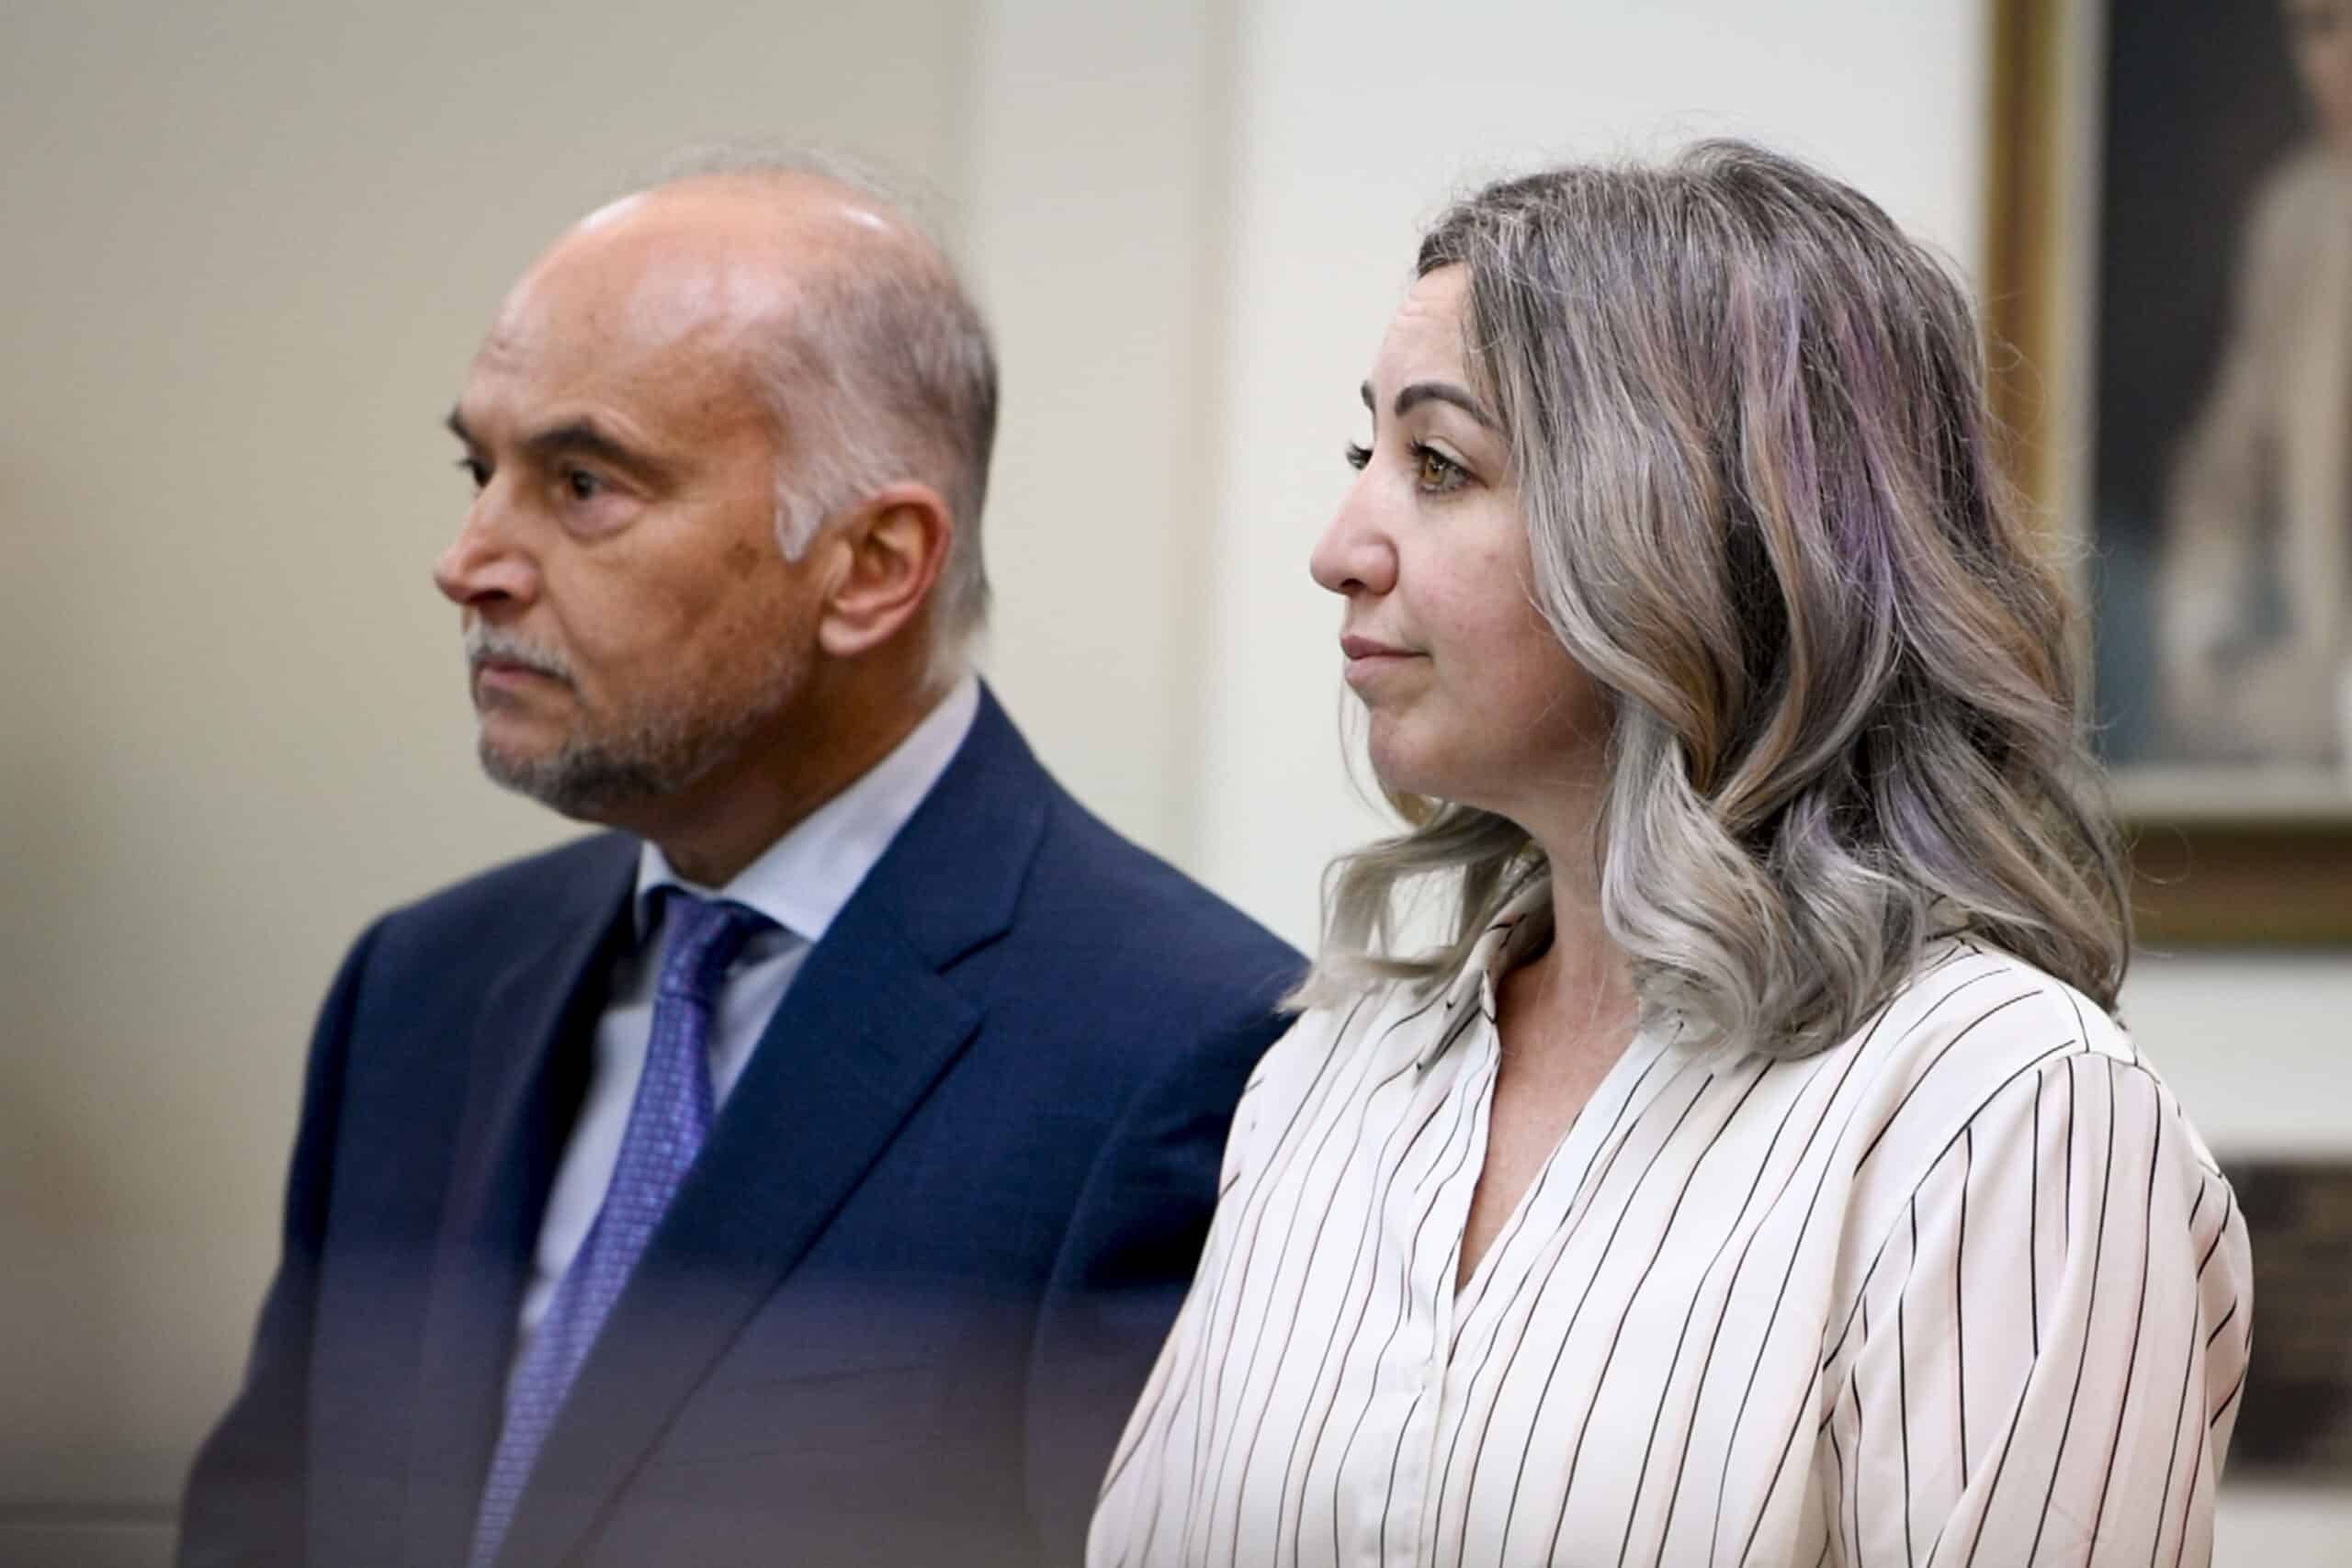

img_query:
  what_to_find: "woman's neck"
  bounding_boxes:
[1493,818,1640,1066]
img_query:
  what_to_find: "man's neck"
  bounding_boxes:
[625,671,955,889]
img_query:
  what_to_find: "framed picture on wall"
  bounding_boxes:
[1986,0,2352,942]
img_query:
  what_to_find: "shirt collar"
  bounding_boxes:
[1423,878,1553,1070]
[632,674,982,945]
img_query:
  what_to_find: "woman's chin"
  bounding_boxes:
[1363,737,1457,813]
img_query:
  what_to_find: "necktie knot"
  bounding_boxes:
[653,891,774,1009]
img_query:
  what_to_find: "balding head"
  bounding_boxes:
[536,165,926,319]
[514,154,998,665]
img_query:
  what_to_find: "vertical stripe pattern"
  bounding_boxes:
[1089,907,2252,1568]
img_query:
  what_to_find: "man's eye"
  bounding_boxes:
[564,468,604,502]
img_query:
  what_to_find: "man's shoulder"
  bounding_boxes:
[1021,787,1302,1010]
[370,830,637,952]
[946,690,1302,1001]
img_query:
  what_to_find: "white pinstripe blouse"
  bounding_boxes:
[1089,901,2253,1568]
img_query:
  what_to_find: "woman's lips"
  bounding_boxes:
[1340,636,1423,686]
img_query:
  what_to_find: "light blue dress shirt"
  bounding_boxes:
[514,676,981,1351]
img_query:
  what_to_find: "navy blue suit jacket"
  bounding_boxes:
[178,690,1300,1567]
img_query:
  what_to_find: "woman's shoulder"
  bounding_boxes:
[1797,939,2238,1346]
[1258,894,1539,1094]
[1250,974,1453,1092]
[1853,936,2133,1077]
[1810,938,2174,1202]
[1209,977,1440,1185]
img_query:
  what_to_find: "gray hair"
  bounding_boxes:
[650,145,998,674]
[1297,141,2131,1060]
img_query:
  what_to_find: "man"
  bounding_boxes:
[177,154,1299,1568]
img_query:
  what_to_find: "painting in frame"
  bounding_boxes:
[1985,0,2352,942]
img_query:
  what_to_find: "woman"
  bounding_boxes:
[1090,144,2251,1568]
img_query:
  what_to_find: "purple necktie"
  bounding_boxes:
[468,890,773,1568]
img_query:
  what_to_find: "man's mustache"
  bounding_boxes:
[464,623,575,684]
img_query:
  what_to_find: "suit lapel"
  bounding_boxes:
[492,687,1051,1568]
[401,841,638,1568]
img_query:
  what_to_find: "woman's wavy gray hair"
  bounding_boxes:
[1296,141,2131,1059]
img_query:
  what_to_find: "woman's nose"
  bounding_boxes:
[1309,480,1398,598]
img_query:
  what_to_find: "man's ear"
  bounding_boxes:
[816,482,955,659]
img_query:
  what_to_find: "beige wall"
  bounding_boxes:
[0,3,979,1560]
[962,0,1231,858]
[5,2,2345,1564]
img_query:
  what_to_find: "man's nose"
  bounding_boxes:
[433,493,538,611]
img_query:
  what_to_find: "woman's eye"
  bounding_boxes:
[1413,444,1467,492]
[1345,436,1469,491]
[455,457,488,491]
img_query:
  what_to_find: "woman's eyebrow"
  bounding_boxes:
[1359,379,1498,430]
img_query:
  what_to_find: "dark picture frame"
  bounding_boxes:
[1984,0,2352,943]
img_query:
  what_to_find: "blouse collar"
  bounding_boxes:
[1422,879,1554,1070]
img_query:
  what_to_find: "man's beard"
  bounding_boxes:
[465,624,795,820]
[480,728,710,818]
